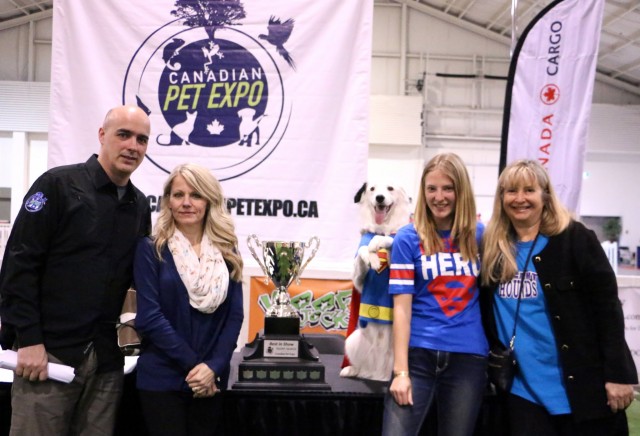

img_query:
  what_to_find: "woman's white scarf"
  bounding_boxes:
[168,228,229,314]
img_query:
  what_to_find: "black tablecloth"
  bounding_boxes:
[0,344,507,435]
[223,352,388,435]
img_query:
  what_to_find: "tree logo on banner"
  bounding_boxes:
[122,0,296,180]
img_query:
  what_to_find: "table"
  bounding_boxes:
[222,334,505,436]
[1,338,505,435]
[0,345,387,436]
[223,351,388,435]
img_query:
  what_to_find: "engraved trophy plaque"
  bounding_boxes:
[233,235,330,390]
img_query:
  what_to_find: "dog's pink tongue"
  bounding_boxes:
[375,209,386,225]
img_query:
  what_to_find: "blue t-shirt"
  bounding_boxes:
[493,235,571,414]
[389,223,488,355]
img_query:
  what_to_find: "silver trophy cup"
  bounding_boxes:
[236,235,329,390]
[247,235,320,318]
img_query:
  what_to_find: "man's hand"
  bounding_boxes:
[15,344,48,382]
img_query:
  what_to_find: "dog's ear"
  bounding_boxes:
[354,182,367,204]
[397,187,410,202]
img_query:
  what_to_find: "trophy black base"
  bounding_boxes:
[234,332,330,391]
[233,357,331,391]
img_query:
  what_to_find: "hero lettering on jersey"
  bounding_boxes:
[421,251,480,317]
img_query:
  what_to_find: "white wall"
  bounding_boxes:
[0,3,639,351]
[1,2,639,258]
[366,3,640,256]
[581,105,640,250]
[0,133,12,187]
[582,160,640,250]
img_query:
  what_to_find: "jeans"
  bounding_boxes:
[382,347,487,436]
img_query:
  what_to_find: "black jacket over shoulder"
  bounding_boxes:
[0,155,151,371]
[481,221,638,422]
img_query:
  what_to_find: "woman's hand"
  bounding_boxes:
[390,294,413,406]
[605,382,635,412]
[193,384,219,398]
[186,363,216,397]
[390,374,413,406]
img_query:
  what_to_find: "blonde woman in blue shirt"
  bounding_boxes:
[382,153,488,436]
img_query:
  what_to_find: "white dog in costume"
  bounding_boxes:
[340,180,411,381]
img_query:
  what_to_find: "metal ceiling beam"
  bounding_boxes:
[31,0,46,12]
[393,0,512,45]
[8,0,30,16]
[611,57,640,79]
[602,2,640,28]
[486,4,510,31]
[600,28,640,60]
[0,9,51,31]
[458,0,478,20]
[500,2,540,37]
[596,71,640,94]
[443,0,458,15]
[391,0,640,97]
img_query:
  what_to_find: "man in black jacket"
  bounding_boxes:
[0,105,151,435]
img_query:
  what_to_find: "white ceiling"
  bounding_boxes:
[0,0,51,27]
[398,0,640,96]
[1,0,639,96]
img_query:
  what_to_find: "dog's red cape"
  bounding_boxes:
[341,288,361,368]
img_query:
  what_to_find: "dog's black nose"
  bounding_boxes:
[375,195,385,204]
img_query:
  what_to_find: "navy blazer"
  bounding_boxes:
[133,237,244,392]
[481,221,637,421]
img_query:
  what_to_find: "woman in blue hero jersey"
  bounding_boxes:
[480,159,636,436]
[382,152,488,436]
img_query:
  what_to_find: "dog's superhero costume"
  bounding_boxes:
[341,232,394,368]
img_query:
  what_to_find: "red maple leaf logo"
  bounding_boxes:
[540,84,560,105]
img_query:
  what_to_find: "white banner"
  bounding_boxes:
[49,0,372,270]
[620,285,640,378]
[501,0,604,212]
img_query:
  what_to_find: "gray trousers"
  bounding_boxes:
[9,349,124,436]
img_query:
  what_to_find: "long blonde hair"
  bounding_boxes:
[153,163,243,281]
[481,159,571,285]
[413,152,478,261]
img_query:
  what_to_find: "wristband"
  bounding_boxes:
[394,371,410,378]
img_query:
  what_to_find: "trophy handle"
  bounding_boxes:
[297,236,320,281]
[247,234,270,285]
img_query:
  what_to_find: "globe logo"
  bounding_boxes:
[157,38,268,148]
[123,20,291,180]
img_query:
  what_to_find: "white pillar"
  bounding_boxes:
[10,131,28,224]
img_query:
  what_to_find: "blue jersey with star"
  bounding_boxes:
[389,223,488,355]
